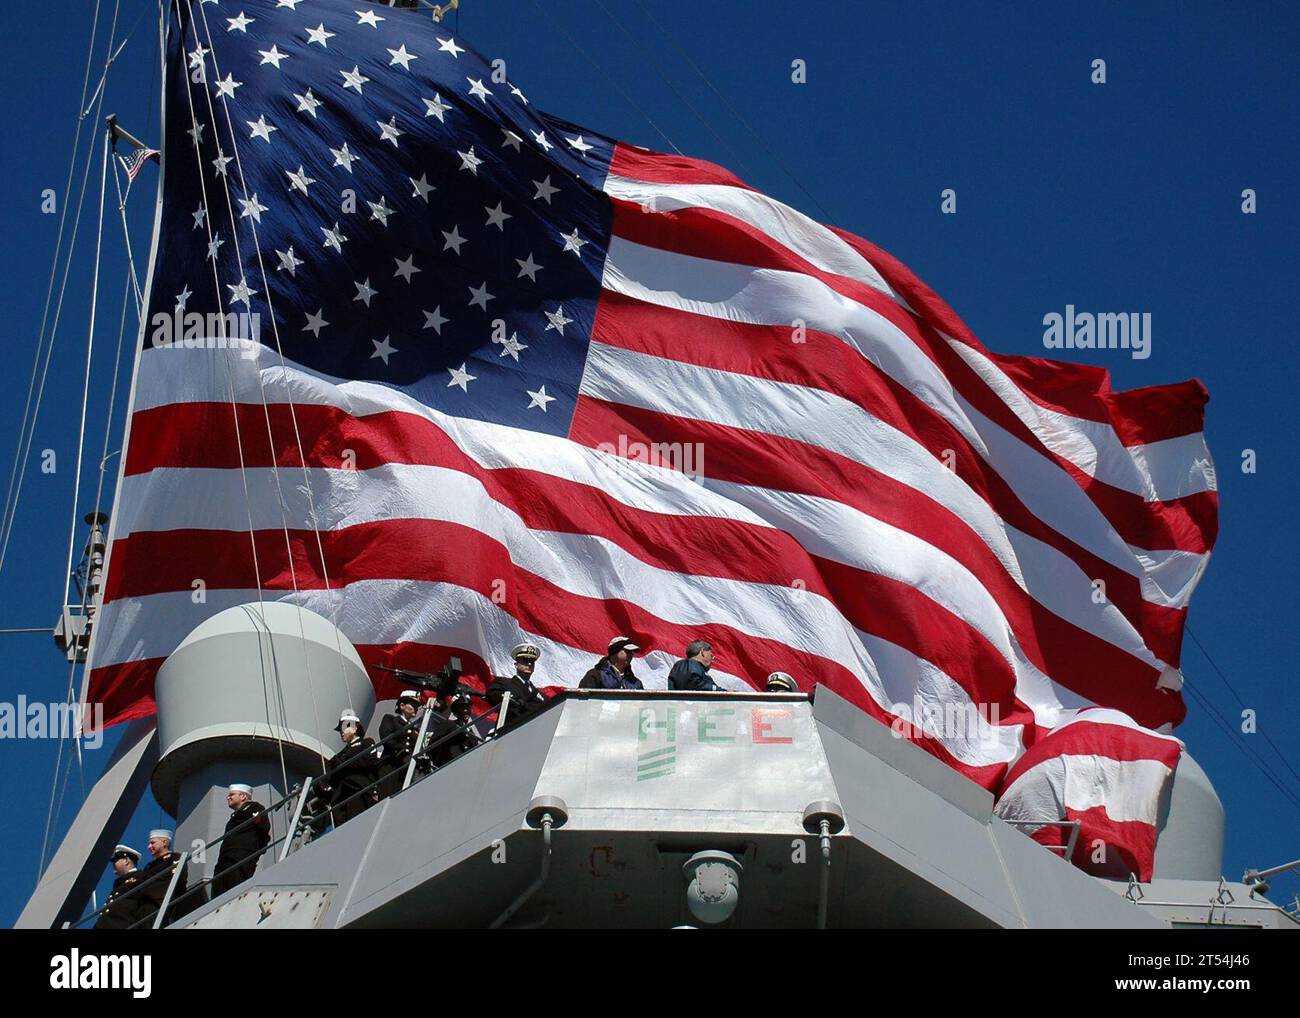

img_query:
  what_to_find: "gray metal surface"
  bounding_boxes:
[813,689,1164,929]
[534,694,840,833]
[1151,750,1225,880]
[1099,877,1300,929]
[171,690,1179,928]
[151,602,373,816]
[811,684,994,820]
[186,887,334,929]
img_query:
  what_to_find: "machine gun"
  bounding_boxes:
[374,656,480,702]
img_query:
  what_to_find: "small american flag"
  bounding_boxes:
[88,0,1217,880]
[117,144,160,183]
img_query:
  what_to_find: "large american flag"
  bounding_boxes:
[88,0,1217,879]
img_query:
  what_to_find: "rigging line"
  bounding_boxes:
[40,125,116,877]
[626,0,840,223]
[73,271,134,821]
[81,0,156,118]
[60,129,112,647]
[183,0,332,618]
[175,16,267,608]
[36,0,124,875]
[1183,679,1300,814]
[111,157,146,314]
[190,1,355,730]
[188,3,305,602]
[587,0,767,186]
[49,140,114,862]
[81,33,133,118]
[1183,623,1300,787]
[1178,651,1293,789]
[0,0,108,580]
[523,0,684,156]
[1181,682,1300,815]
[189,2,336,771]
[175,7,294,792]
[91,272,136,565]
[64,265,135,840]
[80,0,155,120]
[1173,636,1300,804]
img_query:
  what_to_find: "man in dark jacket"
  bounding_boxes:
[668,640,721,691]
[211,783,271,897]
[420,692,483,768]
[135,829,188,928]
[313,709,382,826]
[486,643,549,733]
[94,845,145,930]
[579,635,646,690]
[377,690,424,797]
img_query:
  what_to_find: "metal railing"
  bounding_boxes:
[1002,818,1082,862]
[70,777,310,929]
[70,692,521,929]
[294,696,503,832]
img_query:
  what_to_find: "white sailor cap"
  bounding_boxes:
[512,642,541,661]
[397,689,422,704]
[148,829,173,843]
[228,783,253,796]
[765,671,798,692]
[335,709,361,731]
[111,844,141,863]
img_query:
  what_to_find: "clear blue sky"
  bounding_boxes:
[0,0,1295,926]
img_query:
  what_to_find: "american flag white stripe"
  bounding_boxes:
[602,173,903,302]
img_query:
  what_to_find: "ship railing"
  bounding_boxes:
[69,694,519,928]
[1001,818,1082,861]
[66,777,311,929]
[286,695,508,842]
[65,853,179,929]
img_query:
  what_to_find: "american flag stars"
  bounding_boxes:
[167,0,611,435]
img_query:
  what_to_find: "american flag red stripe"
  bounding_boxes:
[89,44,1215,880]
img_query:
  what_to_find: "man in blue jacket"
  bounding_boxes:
[668,640,721,691]
[579,635,646,690]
